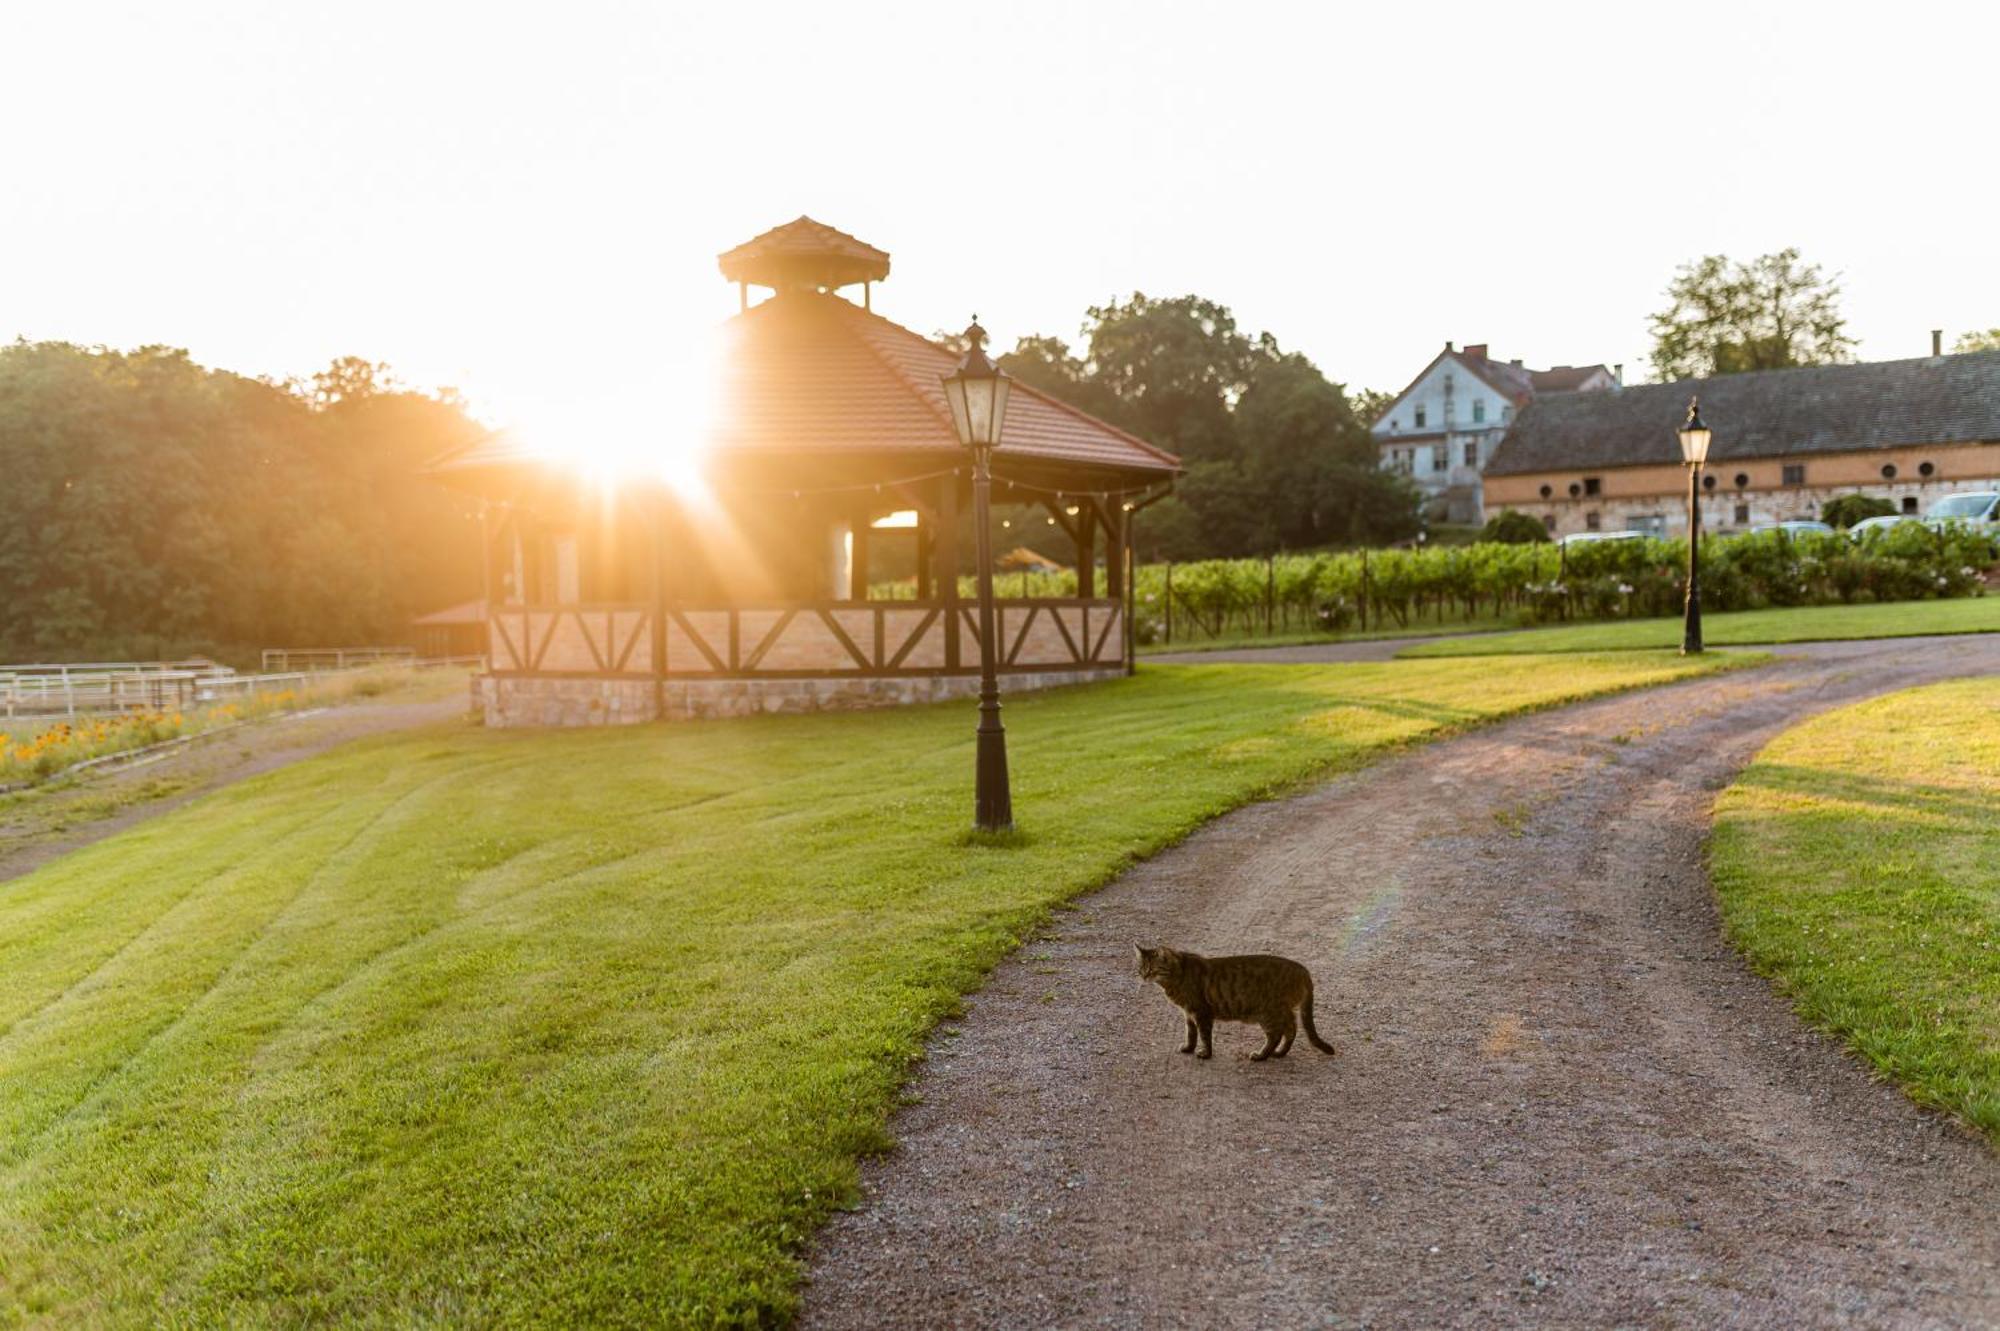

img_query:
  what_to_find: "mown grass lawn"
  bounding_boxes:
[1711,676,2000,1142]
[1398,596,2000,657]
[1,654,1746,1326]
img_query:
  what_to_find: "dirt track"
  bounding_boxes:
[0,694,467,885]
[806,637,2000,1329]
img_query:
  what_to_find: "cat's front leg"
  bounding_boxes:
[1180,1013,1198,1054]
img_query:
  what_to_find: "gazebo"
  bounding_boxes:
[431,217,1179,725]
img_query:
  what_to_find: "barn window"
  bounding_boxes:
[1734,504,1750,525]
[1585,511,1602,531]
[1902,496,1919,513]
[1583,477,1602,496]
[1782,464,1806,485]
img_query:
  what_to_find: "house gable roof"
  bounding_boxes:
[1486,351,2000,476]
[1369,345,1610,434]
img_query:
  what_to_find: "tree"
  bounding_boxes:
[311,355,395,409]
[0,343,484,662]
[1820,493,1896,529]
[1078,293,1252,463]
[1953,329,2000,353]
[1648,249,1856,381]
[1480,509,1550,543]
[1000,299,1416,556]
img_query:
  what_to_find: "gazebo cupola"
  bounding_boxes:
[718,216,892,312]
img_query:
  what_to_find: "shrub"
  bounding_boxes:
[1480,509,1551,544]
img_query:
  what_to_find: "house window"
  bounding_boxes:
[1734,504,1751,525]
[1463,441,1478,466]
[1782,464,1806,485]
[1583,477,1602,496]
[1585,511,1602,531]
[1902,496,1919,513]
[1542,514,1556,533]
[1472,399,1486,423]
[1415,405,1427,428]
[1430,444,1448,470]
[1390,418,1399,432]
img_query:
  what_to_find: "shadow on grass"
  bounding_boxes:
[1734,762,1996,831]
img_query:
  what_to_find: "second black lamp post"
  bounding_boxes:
[1677,396,1713,655]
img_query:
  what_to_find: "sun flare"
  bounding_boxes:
[512,328,722,505]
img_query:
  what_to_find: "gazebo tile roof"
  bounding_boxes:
[434,291,1177,481]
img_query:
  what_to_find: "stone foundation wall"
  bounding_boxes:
[475,667,1126,727]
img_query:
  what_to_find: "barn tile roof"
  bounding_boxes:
[1486,351,2000,476]
[1528,365,1609,394]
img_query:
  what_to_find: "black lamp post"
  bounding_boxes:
[1677,396,1713,655]
[941,318,1014,831]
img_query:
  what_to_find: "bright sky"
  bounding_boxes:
[7,0,1995,437]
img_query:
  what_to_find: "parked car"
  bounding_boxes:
[1924,491,2000,528]
[1848,514,1924,541]
[1558,530,1647,548]
[1747,520,1834,537]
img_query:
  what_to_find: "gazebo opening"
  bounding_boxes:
[431,217,1180,725]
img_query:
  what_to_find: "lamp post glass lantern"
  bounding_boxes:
[1677,396,1712,655]
[941,318,1014,831]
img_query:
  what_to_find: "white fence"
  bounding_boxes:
[260,646,416,673]
[1,652,476,719]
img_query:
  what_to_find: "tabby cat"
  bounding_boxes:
[1133,945,1337,1061]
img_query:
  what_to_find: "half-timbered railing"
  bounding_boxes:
[485,598,1126,679]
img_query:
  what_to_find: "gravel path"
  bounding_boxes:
[1147,633,1486,664]
[806,637,2000,1329]
[0,694,467,886]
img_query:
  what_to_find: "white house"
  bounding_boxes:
[1373,342,1616,524]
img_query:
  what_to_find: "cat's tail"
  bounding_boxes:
[1300,980,1337,1055]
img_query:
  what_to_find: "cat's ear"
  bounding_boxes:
[1132,943,1148,963]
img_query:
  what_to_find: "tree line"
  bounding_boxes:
[0,343,484,664]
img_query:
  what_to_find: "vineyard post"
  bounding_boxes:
[1265,554,1275,634]
[1164,561,1174,644]
[1558,540,1569,620]
[1359,549,1369,631]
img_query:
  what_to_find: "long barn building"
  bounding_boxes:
[1484,350,2000,537]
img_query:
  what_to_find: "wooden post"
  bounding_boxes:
[476,500,495,668]
[1102,500,1124,609]
[940,472,962,669]
[1075,504,1095,599]
[650,495,669,717]
[1122,505,1136,675]
[915,511,932,599]
[850,501,871,602]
